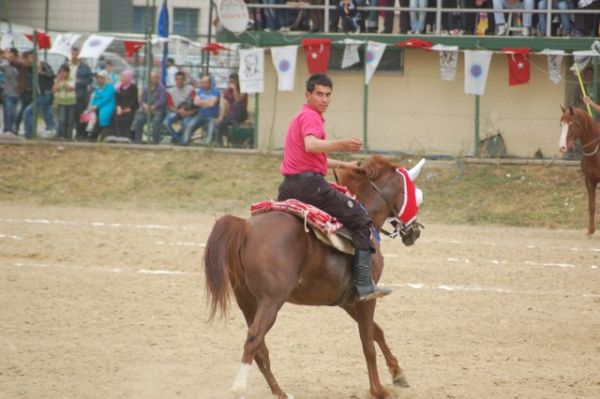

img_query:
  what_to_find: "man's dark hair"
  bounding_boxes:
[22,50,34,57]
[306,74,332,93]
[175,71,185,78]
[9,48,18,56]
[167,57,175,64]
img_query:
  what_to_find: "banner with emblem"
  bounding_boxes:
[464,50,493,96]
[50,33,81,58]
[239,48,264,93]
[365,41,386,85]
[271,45,297,91]
[79,34,114,59]
[301,38,332,74]
[432,44,459,81]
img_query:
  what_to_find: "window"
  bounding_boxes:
[328,46,404,73]
[132,6,157,34]
[173,8,200,37]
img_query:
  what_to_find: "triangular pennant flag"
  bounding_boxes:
[539,49,565,84]
[201,43,230,56]
[502,48,530,86]
[464,50,492,96]
[341,39,362,69]
[271,45,298,91]
[0,32,14,50]
[301,38,332,74]
[239,48,264,93]
[50,33,81,58]
[395,38,433,49]
[570,50,596,72]
[25,32,51,49]
[365,41,386,85]
[432,44,459,81]
[123,40,145,57]
[79,35,114,59]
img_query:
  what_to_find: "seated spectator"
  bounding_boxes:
[338,0,360,33]
[0,48,20,134]
[132,71,167,144]
[409,0,428,34]
[113,69,139,139]
[24,58,55,139]
[52,65,76,140]
[163,71,196,144]
[572,0,599,36]
[88,70,116,140]
[183,75,220,146]
[492,0,534,36]
[165,57,178,88]
[537,0,573,36]
[214,73,248,146]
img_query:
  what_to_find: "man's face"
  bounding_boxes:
[175,74,185,88]
[305,84,332,114]
[71,49,79,63]
[150,73,160,86]
[200,77,211,90]
[23,54,34,66]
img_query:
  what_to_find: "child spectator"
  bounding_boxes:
[338,0,360,33]
[53,65,76,140]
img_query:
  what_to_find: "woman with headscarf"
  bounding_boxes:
[89,70,116,140]
[113,69,139,138]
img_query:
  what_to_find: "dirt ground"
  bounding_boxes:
[1,204,600,399]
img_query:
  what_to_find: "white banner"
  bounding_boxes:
[271,45,297,91]
[0,32,14,50]
[50,33,81,58]
[79,35,114,60]
[433,44,459,81]
[239,48,264,94]
[341,39,362,69]
[464,50,493,96]
[365,41,386,85]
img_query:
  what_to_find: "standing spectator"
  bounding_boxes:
[214,73,248,146]
[338,0,360,32]
[572,0,599,36]
[184,75,220,146]
[69,46,93,140]
[0,48,20,133]
[88,70,116,141]
[132,71,167,144]
[409,0,428,33]
[463,0,496,34]
[24,58,55,139]
[381,0,395,33]
[262,0,283,31]
[13,50,34,135]
[442,0,466,34]
[113,69,139,139]
[104,60,118,85]
[163,71,196,144]
[492,0,534,36]
[537,0,573,36]
[165,58,178,88]
[52,65,76,140]
[309,0,325,32]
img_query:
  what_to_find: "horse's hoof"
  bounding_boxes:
[393,374,410,388]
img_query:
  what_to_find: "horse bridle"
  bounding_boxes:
[566,117,600,157]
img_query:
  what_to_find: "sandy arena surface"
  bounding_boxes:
[1,204,600,399]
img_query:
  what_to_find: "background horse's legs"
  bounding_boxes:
[355,300,391,399]
[342,304,409,388]
[585,177,597,236]
[234,288,288,398]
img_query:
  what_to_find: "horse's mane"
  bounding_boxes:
[339,155,396,195]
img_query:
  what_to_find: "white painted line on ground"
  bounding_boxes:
[386,282,600,298]
[0,233,23,240]
[523,260,575,268]
[156,241,206,247]
[0,218,201,231]
[444,257,597,270]
[8,261,201,276]
[427,238,600,254]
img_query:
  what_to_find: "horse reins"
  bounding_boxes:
[569,117,600,157]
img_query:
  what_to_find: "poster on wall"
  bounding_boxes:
[239,48,264,93]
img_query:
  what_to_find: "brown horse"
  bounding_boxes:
[559,106,600,236]
[204,155,424,399]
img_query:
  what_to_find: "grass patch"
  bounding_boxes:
[0,144,588,229]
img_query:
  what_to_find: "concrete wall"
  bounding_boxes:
[258,49,566,158]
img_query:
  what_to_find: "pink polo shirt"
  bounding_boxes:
[280,104,328,176]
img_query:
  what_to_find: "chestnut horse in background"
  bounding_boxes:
[204,155,424,399]
[559,106,600,236]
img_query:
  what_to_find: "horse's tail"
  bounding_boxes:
[204,214,248,322]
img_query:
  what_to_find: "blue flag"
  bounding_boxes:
[158,0,169,85]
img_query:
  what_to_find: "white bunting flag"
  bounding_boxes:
[341,39,362,69]
[271,45,297,91]
[79,35,114,59]
[239,48,264,94]
[540,49,565,84]
[464,50,493,96]
[0,32,14,50]
[50,33,81,58]
[432,44,459,81]
[570,50,596,73]
[365,41,386,85]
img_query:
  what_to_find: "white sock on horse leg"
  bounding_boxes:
[231,362,252,395]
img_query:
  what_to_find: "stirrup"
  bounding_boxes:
[357,285,392,302]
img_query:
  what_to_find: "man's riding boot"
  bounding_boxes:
[353,250,392,301]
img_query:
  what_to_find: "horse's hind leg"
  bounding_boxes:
[585,178,597,236]
[342,304,409,389]
[233,289,289,398]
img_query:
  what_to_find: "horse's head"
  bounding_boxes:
[559,106,582,153]
[338,155,425,246]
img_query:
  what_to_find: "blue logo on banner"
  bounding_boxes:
[279,59,290,72]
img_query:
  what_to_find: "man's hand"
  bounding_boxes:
[339,137,363,152]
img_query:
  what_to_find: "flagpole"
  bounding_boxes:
[144,0,155,142]
[2,0,12,33]
[362,45,368,155]
[43,0,49,61]
[205,0,215,74]
[32,31,39,139]
[474,95,480,156]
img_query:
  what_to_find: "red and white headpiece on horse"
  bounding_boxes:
[396,158,425,225]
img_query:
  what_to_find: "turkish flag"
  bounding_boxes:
[123,40,145,57]
[25,32,51,49]
[395,38,433,49]
[502,48,530,86]
[301,38,331,74]
[201,43,230,56]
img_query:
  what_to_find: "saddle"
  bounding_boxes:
[250,183,359,255]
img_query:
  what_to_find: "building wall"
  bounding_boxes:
[258,50,565,158]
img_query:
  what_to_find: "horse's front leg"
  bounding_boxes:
[585,177,597,236]
[355,300,391,399]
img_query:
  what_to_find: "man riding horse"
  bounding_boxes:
[277,73,390,301]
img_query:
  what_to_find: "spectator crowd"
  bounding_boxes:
[0,47,249,146]
[247,0,599,37]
